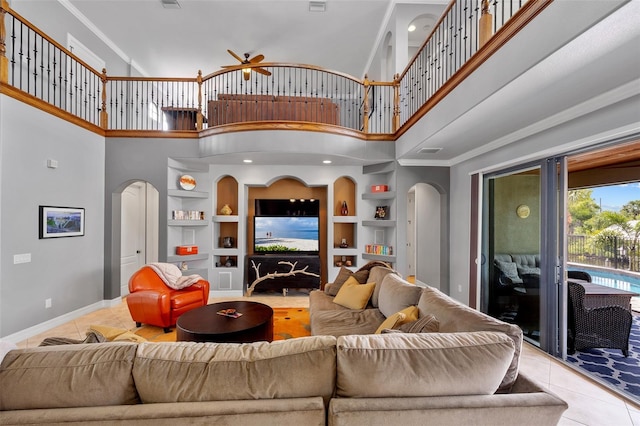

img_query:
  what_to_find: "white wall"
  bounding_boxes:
[0,96,105,338]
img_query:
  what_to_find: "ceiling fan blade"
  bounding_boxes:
[220,65,239,68]
[249,54,265,63]
[227,49,244,63]
[253,67,272,77]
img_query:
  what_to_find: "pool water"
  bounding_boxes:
[569,267,640,294]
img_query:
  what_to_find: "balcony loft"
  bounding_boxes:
[0,0,635,166]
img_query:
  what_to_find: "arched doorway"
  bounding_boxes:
[407,183,442,289]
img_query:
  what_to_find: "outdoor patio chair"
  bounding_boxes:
[568,270,592,282]
[567,281,632,357]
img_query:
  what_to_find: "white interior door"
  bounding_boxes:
[121,182,146,296]
[407,188,416,277]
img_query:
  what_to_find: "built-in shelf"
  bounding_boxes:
[333,248,359,256]
[362,191,396,200]
[332,215,358,223]
[213,248,240,256]
[168,220,209,226]
[362,220,396,227]
[168,189,208,198]
[212,215,239,222]
[362,253,397,262]
[167,253,209,262]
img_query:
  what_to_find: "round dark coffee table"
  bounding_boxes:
[176,301,274,343]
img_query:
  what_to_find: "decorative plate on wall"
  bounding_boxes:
[179,175,196,190]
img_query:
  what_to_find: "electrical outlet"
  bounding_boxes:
[458,285,462,293]
[45,298,52,309]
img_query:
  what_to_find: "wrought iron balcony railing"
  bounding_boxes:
[0,0,549,138]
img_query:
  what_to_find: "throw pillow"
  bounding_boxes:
[398,313,440,333]
[495,260,523,284]
[374,311,407,334]
[333,276,376,309]
[327,267,370,296]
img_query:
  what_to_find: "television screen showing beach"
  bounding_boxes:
[254,216,319,252]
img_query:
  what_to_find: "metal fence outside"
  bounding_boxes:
[568,234,640,272]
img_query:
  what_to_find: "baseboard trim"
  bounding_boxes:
[210,290,244,298]
[2,298,121,344]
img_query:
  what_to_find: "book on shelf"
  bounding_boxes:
[365,244,393,255]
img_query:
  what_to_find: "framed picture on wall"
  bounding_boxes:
[374,205,388,219]
[39,206,85,239]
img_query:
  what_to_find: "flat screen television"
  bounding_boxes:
[254,216,319,254]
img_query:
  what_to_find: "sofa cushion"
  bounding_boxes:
[0,343,139,410]
[377,274,423,318]
[417,286,523,392]
[327,266,369,296]
[311,309,385,336]
[517,266,541,276]
[336,332,515,398]
[511,254,540,268]
[368,266,399,307]
[333,277,375,310]
[132,336,336,404]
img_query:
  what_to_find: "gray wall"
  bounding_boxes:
[449,94,640,304]
[104,137,201,300]
[0,96,105,337]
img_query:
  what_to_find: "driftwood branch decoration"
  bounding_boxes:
[247,260,320,296]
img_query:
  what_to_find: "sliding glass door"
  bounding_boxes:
[480,158,567,355]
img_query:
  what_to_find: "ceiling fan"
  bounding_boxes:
[222,49,272,80]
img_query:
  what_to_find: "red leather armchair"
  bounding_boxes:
[126,266,210,332]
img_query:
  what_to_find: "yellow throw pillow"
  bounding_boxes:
[89,324,147,343]
[375,311,407,334]
[399,305,419,323]
[333,276,376,310]
[375,305,419,334]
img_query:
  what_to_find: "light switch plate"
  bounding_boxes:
[14,253,31,264]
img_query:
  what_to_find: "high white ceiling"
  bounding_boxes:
[63,0,401,78]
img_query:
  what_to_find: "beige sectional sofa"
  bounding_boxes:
[310,262,568,424]
[1,262,567,425]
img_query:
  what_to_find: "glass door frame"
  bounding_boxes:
[478,156,568,356]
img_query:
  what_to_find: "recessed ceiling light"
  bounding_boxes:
[243,159,253,163]
[309,1,326,12]
[323,160,332,164]
[161,0,181,9]
[408,24,416,32]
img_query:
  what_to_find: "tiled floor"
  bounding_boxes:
[12,290,640,425]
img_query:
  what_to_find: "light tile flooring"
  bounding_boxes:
[12,290,640,425]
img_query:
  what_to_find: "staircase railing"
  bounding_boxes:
[0,0,544,137]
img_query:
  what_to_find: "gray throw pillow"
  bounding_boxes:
[398,314,440,333]
[495,260,523,284]
[327,266,369,296]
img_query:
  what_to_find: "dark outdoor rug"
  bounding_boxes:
[567,315,640,401]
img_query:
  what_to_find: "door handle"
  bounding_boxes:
[136,250,141,254]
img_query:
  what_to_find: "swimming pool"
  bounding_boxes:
[568,266,640,294]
